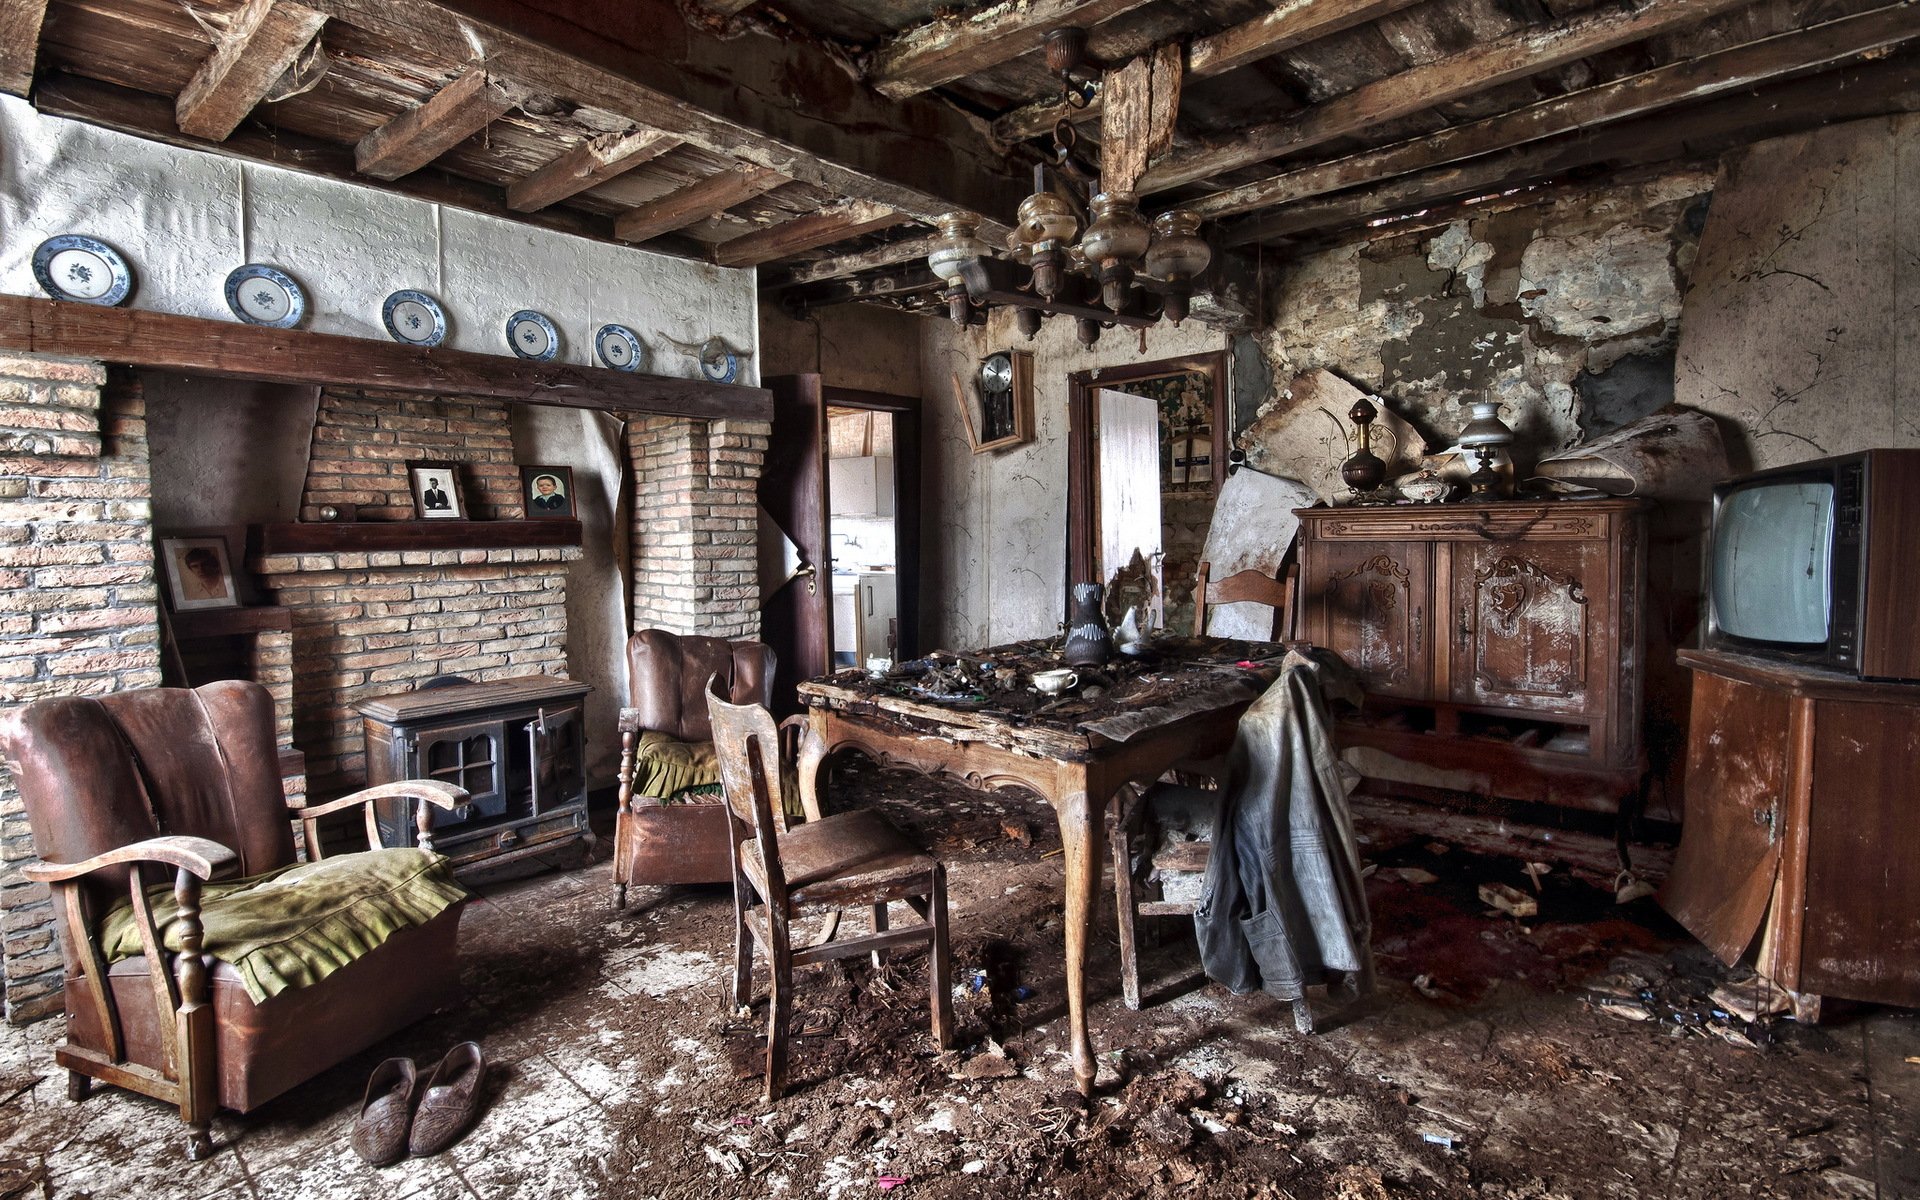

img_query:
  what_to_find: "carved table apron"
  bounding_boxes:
[795,661,1265,1094]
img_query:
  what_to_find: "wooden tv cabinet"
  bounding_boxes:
[1295,499,1648,813]
[1660,649,1920,1018]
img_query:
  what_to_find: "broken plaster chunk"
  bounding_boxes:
[1478,882,1539,918]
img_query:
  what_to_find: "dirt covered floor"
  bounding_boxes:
[2,761,1917,1199]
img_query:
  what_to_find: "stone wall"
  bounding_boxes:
[0,356,161,1023]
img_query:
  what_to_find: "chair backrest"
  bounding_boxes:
[0,681,296,905]
[1193,560,1300,640]
[627,628,776,743]
[704,680,788,904]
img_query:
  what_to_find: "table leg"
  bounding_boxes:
[795,712,831,824]
[1056,784,1100,1095]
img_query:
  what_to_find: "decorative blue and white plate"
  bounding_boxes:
[32,235,134,306]
[596,324,645,372]
[382,290,446,347]
[224,263,306,328]
[700,344,741,384]
[505,310,559,361]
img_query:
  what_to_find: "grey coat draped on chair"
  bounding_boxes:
[1194,654,1373,1027]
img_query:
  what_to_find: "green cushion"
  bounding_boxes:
[633,730,723,801]
[99,847,467,1005]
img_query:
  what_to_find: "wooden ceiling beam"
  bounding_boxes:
[1099,43,1181,196]
[1220,52,1920,245]
[613,164,787,243]
[712,201,909,268]
[0,0,50,97]
[1140,0,1762,194]
[765,235,946,288]
[175,0,327,141]
[305,0,1023,238]
[507,128,683,212]
[355,63,527,180]
[992,0,1423,142]
[868,0,1158,100]
[1187,1,1920,223]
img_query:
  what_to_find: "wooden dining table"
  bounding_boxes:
[792,636,1287,1094]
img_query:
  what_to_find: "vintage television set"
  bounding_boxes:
[1703,448,1920,679]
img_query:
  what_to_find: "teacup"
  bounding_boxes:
[1031,668,1079,695]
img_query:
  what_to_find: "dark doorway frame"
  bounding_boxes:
[821,384,923,665]
[1065,351,1228,620]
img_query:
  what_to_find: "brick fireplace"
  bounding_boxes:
[0,354,770,1023]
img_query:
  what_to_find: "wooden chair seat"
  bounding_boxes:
[740,809,936,907]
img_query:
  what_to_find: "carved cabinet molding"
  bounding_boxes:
[1297,499,1649,813]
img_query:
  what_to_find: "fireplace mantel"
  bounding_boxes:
[0,294,771,421]
[254,519,583,555]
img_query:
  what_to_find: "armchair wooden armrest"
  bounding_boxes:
[21,835,239,885]
[289,780,469,859]
[617,706,646,735]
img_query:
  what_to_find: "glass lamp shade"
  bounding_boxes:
[927,213,984,284]
[1457,399,1516,448]
[1144,210,1211,283]
[1080,193,1151,268]
[1015,191,1079,249]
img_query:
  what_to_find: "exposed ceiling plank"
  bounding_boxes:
[175,0,327,141]
[0,0,50,97]
[306,0,1022,238]
[781,265,944,312]
[868,0,1159,99]
[1099,42,1182,195]
[506,128,683,212]
[712,201,909,268]
[1141,0,1762,194]
[766,235,946,288]
[613,164,787,243]
[1220,52,1920,244]
[355,63,526,180]
[991,0,1424,142]
[1187,1,1920,222]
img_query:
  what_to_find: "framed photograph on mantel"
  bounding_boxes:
[520,465,575,520]
[409,461,466,520]
[160,535,239,611]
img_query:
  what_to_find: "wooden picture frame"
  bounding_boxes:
[159,535,240,611]
[409,460,466,520]
[521,465,576,520]
[952,349,1034,454]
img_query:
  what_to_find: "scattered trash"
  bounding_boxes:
[1013,986,1035,1002]
[731,1115,753,1126]
[1425,841,1451,856]
[1478,882,1539,918]
[968,970,988,993]
[1412,974,1442,999]
[1614,870,1657,904]
[1906,1056,1920,1066]
[1522,861,1551,893]
[703,1144,745,1176]
[1709,976,1791,1024]
[1040,848,1063,859]
[999,819,1032,847]
[1421,1131,1457,1149]
[1384,866,1438,885]
[876,1174,908,1190]
[958,1039,1020,1081]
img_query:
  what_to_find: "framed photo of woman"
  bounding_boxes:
[520,466,575,520]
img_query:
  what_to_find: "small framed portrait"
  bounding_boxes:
[160,536,239,611]
[520,466,575,520]
[409,461,466,520]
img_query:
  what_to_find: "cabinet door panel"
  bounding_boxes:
[415,718,507,823]
[1305,541,1430,699]
[1449,541,1603,714]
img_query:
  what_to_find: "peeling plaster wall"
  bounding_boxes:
[1246,168,1713,471]
[759,301,923,396]
[1676,115,1920,468]
[918,309,1224,649]
[0,96,757,382]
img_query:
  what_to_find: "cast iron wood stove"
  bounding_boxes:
[356,675,593,877]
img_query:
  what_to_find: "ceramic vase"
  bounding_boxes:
[1064,582,1111,667]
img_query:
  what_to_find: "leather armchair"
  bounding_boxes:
[611,629,776,905]
[0,681,469,1160]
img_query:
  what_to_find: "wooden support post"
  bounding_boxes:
[506,128,683,212]
[175,0,327,141]
[355,64,526,181]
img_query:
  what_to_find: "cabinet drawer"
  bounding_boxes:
[1301,508,1612,543]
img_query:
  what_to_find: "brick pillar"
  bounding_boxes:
[628,416,770,639]
[0,358,162,1024]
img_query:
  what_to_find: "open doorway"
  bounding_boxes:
[826,406,901,671]
[1066,353,1228,636]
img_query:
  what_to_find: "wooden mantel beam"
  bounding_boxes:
[1139,0,1761,194]
[0,0,51,97]
[867,0,1157,99]
[356,63,526,180]
[992,0,1422,142]
[507,128,683,212]
[712,201,908,268]
[0,295,771,421]
[613,165,788,244]
[175,0,328,141]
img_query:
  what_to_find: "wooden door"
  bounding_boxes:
[1303,539,1431,699]
[1095,389,1164,628]
[759,375,832,714]
[1446,540,1604,715]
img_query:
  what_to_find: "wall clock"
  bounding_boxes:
[953,349,1033,454]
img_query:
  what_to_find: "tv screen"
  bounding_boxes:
[1711,480,1834,646]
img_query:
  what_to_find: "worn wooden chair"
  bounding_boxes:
[706,680,953,1102]
[0,681,468,1159]
[1110,558,1300,1009]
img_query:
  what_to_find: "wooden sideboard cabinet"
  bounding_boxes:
[1295,499,1648,812]
[357,675,593,878]
[1660,649,1920,1019]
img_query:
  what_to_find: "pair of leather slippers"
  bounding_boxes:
[351,1042,486,1166]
